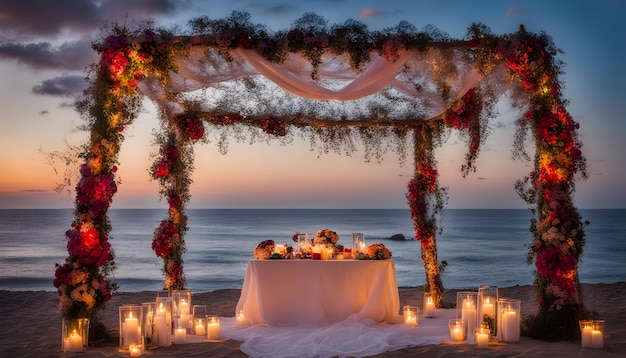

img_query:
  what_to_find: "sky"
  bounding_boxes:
[0,0,624,209]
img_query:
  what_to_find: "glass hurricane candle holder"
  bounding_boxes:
[192,305,207,335]
[206,315,221,340]
[423,292,436,318]
[403,305,418,326]
[171,290,192,332]
[297,233,307,257]
[457,291,478,344]
[580,320,604,348]
[154,296,172,347]
[61,318,89,353]
[448,319,466,341]
[141,302,156,348]
[351,233,365,257]
[119,305,143,351]
[497,298,521,342]
[478,285,498,336]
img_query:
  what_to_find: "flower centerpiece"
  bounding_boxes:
[254,240,275,260]
[365,243,392,260]
[314,228,339,246]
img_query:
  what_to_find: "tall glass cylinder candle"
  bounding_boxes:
[297,233,307,257]
[403,305,418,326]
[591,320,604,348]
[478,285,498,336]
[119,305,143,350]
[141,302,156,347]
[61,318,89,353]
[171,290,192,332]
[423,292,436,318]
[457,291,478,344]
[351,233,365,256]
[192,305,207,335]
[497,298,521,342]
[475,326,490,348]
[206,315,221,340]
[579,320,593,348]
[154,296,172,347]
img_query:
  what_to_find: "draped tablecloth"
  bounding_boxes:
[235,259,401,326]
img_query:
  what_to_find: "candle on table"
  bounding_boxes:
[207,316,221,340]
[195,319,205,336]
[174,327,187,344]
[591,329,603,348]
[67,329,83,352]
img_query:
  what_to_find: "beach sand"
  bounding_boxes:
[1,283,623,357]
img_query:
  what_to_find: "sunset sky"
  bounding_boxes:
[0,0,624,209]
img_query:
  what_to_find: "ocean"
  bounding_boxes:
[0,209,624,293]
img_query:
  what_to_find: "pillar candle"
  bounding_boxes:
[174,327,187,344]
[236,310,245,326]
[424,297,435,317]
[461,299,477,343]
[502,310,519,342]
[581,325,592,348]
[482,297,495,317]
[124,312,140,345]
[195,320,205,336]
[207,317,220,340]
[179,299,190,329]
[67,330,83,352]
[591,330,603,348]
[476,330,489,348]
[154,314,171,347]
[451,323,464,341]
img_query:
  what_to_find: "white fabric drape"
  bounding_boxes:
[138,46,501,120]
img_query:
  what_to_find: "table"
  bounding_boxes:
[235,259,400,326]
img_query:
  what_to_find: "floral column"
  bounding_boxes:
[500,27,588,339]
[407,124,447,307]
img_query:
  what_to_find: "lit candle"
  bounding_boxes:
[124,311,140,345]
[195,319,205,336]
[591,329,603,348]
[476,328,490,348]
[154,314,171,347]
[129,344,142,357]
[450,322,464,341]
[179,299,190,329]
[174,327,187,344]
[482,297,495,317]
[236,310,245,326]
[207,316,221,340]
[461,297,477,343]
[581,325,593,347]
[424,297,435,318]
[502,309,519,342]
[67,329,83,352]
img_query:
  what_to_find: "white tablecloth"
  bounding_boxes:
[235,259,401,326]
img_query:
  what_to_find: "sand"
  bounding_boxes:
[1,283,624,357]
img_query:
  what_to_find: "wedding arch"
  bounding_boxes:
[53,12,588,339]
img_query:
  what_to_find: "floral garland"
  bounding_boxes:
[495,27,587,339]
[444,88,487,177]
[55,25,179,322]
[406,124,447,308]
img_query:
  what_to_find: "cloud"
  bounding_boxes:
[359,7,385,19]
[505,7,525,18]
[0,0,186,37]
[32,75,87,97]
[0,40,95,71]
